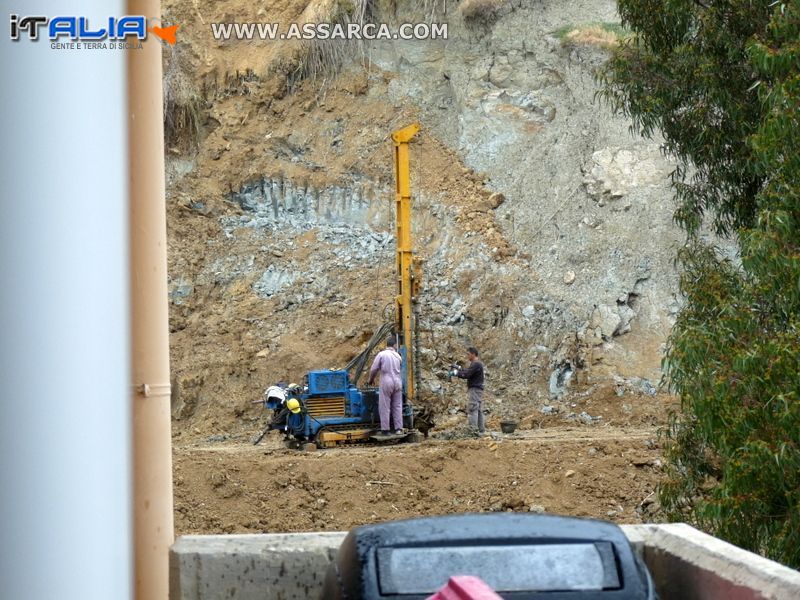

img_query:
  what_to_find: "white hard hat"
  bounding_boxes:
[265,385,286,403]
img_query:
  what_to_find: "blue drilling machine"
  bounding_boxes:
[254,124,434,449]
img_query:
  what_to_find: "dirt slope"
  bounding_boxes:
[174,384,674,534]
[164,0,683,531]
[175,427,664,535]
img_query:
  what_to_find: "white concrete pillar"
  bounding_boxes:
[0,3,132,600]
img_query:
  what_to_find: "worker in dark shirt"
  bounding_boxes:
[451,346,485,434]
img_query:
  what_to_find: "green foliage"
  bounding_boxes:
[599,0,777,236]
[661,242,800,565]
[602,0,800,567]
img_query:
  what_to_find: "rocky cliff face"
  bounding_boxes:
[164,0,681,439]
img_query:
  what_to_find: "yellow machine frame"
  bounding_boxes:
[392,123,422,403]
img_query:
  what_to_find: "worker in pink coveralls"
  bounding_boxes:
[368,334,404,436]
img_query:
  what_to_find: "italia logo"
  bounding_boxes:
[9,14,179,45]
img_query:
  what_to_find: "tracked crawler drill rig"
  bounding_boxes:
[255,124,434,449]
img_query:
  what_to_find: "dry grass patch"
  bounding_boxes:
[284,0,371,88]
[556,22,629,50]
[459,0,508,26]
[163,45,204,151]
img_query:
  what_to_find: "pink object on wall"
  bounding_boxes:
[426,576,504,600]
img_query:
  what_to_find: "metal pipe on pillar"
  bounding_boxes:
[127,1,174,598]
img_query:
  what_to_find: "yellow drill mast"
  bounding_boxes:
[392,123,422,402]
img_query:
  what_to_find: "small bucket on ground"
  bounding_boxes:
[500,420,518,434]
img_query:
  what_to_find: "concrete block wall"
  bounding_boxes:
[170,524,800,600]
[170,532,344,600]
[638,524,800,600]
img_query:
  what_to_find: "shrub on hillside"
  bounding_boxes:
[601,0,800,567]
